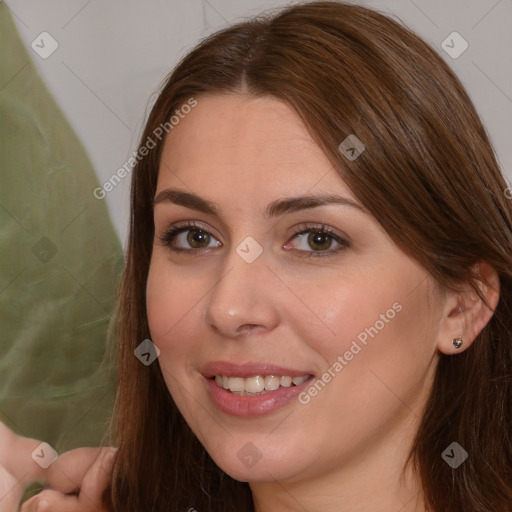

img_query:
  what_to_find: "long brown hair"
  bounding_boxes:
[106,2,512,510]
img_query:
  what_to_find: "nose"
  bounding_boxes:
[203,246,280,339]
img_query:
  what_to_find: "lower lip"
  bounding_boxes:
[205,377,314,417]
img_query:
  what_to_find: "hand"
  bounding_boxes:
[0,421,47,512]
[0,462,21,512]
[20,447,115,512]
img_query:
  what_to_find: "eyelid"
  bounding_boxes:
[165,220,222,239]
[156,221,222,252]
[285,222,350,257]
[288,222,350,242]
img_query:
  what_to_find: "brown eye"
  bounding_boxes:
[285,224,349,257]
[158,224,222,252]
[187,228,211,248]
[307,231,333,251]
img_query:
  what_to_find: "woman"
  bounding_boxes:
[20,1,512,511]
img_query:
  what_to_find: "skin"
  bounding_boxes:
[0,421,113,512]
[146,93,499,511]
[0,421,46,512]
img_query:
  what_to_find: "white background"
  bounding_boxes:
[6,0,512,246]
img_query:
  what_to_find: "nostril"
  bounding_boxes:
[239,324,261,334]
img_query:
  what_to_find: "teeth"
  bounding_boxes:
[280,376,292,387]
[214,374,310,394]
[227,377,245,392]
[246,376,265,393]
[264,375,281,391]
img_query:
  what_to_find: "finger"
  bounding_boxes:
[20,489,79,512]
[0,465,23,512]
[45,448,101,494]
[2,427,48,485]
[0,482,23,512]
[77,447,116,508]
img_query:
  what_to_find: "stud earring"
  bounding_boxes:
[452,337,463,349]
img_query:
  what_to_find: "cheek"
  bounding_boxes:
[293,274,402,362]
[146,258,204,415]
[326,285,437,416]
[146,256,203,341]
[297,271,438,411]
[288,284,438,471]
[145,258,208,408]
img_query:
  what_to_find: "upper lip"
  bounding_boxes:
[201,361,314,379]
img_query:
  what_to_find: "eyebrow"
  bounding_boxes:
[153,188,369,218]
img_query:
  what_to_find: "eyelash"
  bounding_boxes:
[156,221,350,258]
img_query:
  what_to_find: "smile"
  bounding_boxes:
[214,374,310,395]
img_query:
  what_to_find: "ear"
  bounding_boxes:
[437,262,500,355]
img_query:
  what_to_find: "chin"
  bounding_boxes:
[217,457,293,483]
[205,438,312,484]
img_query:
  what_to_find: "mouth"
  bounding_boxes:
[201,361,315,416]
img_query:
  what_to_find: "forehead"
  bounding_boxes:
[157,93,355,204]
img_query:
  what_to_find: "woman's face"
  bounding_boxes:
[146,93,444,484]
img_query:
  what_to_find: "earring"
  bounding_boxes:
[452,337,463,349]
